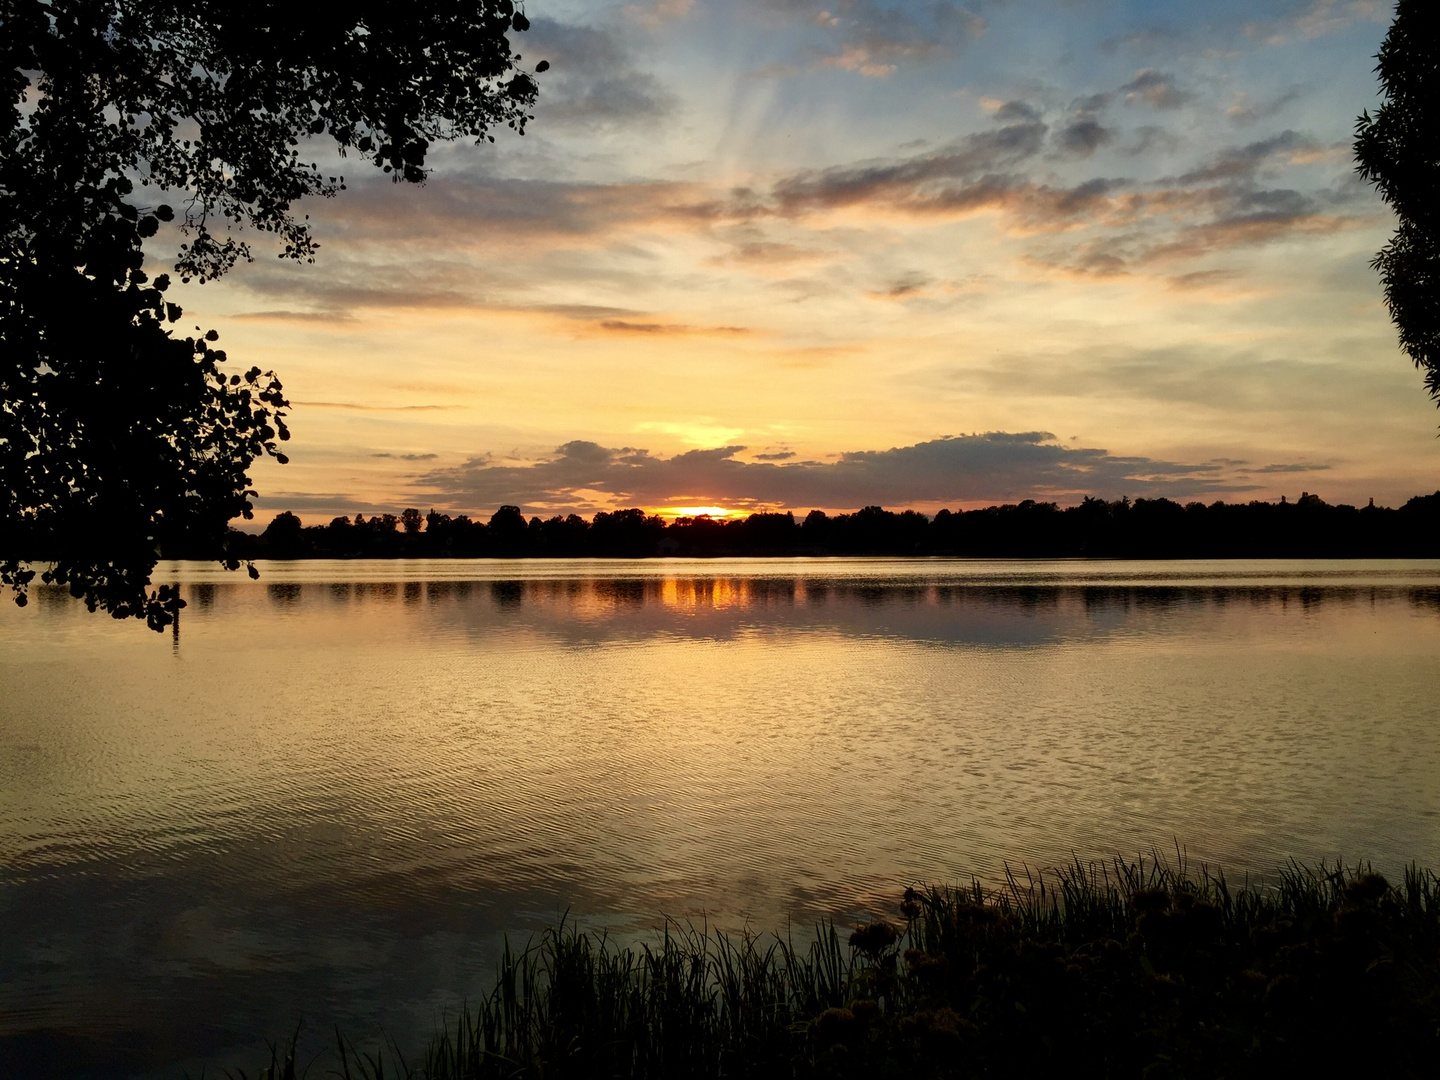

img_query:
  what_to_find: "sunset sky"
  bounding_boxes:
[175,0,1440,525]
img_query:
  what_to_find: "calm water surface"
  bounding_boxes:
[3,558,1440,1076]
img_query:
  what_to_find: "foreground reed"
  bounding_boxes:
[229,856,1440,1079]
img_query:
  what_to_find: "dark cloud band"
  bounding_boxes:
[418,432,1265,515]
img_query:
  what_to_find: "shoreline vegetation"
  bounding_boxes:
[223,492,1440,563]
[227,857,1440,1080]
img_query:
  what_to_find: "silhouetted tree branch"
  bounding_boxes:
[1355,0,1440,404]
[1,0,541,628]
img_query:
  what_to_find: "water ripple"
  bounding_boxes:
[2,559,1439,1077]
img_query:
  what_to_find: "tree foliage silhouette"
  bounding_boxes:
[1,0,541,628]
[1355,0,1440,404]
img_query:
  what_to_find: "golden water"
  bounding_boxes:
[2,558,1439,1076]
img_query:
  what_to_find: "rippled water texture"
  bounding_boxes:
[3,558,1440,1076]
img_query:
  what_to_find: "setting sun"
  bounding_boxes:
[653,505,749,521]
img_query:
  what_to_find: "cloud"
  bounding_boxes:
[249,491,387,513]
[1100,26,1184,55]
[373,452,440,461]
[710,233,834,270]
[1122,125,1181,157]
[1246,0,1388,45]
[990,99,1042,123]
[1121,69,1191,110]
[536,303,641,321]
[417,432,1257,515]
[223,171,723,314]
[1250,462,1331,474]
[759,0,988,77]
[222,97,1366,319]
[1139,191,1348,264]
[1176,130,1321,184]
[1055,118,1115,158]
[771,118,1048,213]
[597,319,749,335]
[871,273,932,298]
[526,19,676,127]
[931,341,1376,418]
[295,401,461,412]
[1014,128,1364,273]
[1070,93,1114,114]
[1093,2,1381,63]
[1049,91,1117,159]
[759,119,1355,268]
[320,173,716,244]
[623,0,695,28]
[1226,88,1303,127]
[231,309,356,324]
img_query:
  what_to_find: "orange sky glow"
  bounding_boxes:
[158,0,1439,528]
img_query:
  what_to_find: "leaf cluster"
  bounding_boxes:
[0,0,538,627]
[1355,0,1440,401]
[5,0,538,278]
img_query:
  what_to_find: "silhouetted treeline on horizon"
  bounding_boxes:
[211,491,1440,560]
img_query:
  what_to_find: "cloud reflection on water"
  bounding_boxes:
[3,559,1439,1078]
[179,566,1440,652]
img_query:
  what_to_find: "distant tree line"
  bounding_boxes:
[215,492,1440,560]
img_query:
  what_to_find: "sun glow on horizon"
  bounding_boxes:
[197,3,1440,525]
[653,505,750,521]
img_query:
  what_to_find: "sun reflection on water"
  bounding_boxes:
[2,558,1439,1077]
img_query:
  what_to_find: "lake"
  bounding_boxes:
[3,558,1440,1077]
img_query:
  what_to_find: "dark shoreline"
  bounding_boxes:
[218,492,1440,563]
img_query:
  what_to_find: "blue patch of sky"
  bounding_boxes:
[500,0,1390,195]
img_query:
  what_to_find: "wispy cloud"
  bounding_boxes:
[219,92,1372,328]
[758,0,989,78]
[1175,130,1324,184]
[526,18,677,128]
[224,101,1369,321]
[295,401,462,412]
[597,319,750,335]
[1226,87,1304,127]
[314,174,718,244]
[1250,462,1331,474]
[771,119,1049,213]
[249,491,387,513]
[1055,118,1116,158]
[623,0,696,28]
[1246,0,1388,46]
[1120,69,1192,110]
